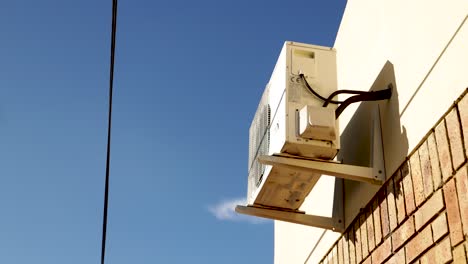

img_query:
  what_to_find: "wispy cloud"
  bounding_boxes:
[208,197,268,224]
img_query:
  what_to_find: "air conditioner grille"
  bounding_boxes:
[248,92,271,197]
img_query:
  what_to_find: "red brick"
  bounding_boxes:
[453,243,467,264]
[367,209,376,252]
[362,256,372,264]
[443,178,464,245]
[348,230,356,264]
[384,249,405,264]
[455,166,468,236]
[427,133,443,189]
[371,238,391,264]
[393,170,407,224]
[419,141,435,197]
[385,180,399,233]
[342,236,350,264]
[373,199,382,245]
[446,108,465,169]
[414,189,444,230]
[361,214,369,259]
[419,237,452,264]
[435,121,453,182]
[410,152,425,206]
[401,162,416,215]
[332,245,338,264]
[354,221,362,263]
[431,213,449,242]
[405,224,433,263]
[392,216,415,251]
[338,237,344,264]
[458,93,468,158]
[378,190,390,237]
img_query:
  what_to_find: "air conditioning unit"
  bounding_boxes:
[247,41,340,210]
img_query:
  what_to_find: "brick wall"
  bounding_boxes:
[319,88,468,264]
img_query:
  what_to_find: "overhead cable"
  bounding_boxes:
[101,0,118,263]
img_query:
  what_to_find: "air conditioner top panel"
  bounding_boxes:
[286,41,336,52]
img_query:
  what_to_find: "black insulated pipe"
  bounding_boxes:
[335,84,393,119]
[322,89,368,107]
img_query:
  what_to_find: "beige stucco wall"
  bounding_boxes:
[275,1,468,263]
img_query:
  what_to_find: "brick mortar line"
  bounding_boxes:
[453,104,468,170]
[391,216,417,252]
[318,88,468,264]
[368,163,463,262]
[420,136,436,198]
[417,140,435,202]
[400,163,411,224]
[389,204,446,254]
[321,160,467,264]
[442,117,455,180]
[452,99,468,249]
[367,206,375,253]
[361,220,450,264]
[450,176,465,249]
[380,186,393,243]
[407,232,451,264]
[411,144,425,207]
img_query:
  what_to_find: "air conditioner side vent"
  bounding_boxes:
[247,90,271,197]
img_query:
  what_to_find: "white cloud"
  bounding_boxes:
[208,197,269,224]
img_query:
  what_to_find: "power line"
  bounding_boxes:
[101,0,118,263]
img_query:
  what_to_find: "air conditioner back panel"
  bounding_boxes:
[247,41,339,208]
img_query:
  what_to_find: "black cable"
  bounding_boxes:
[299,74,392,112]
[322,89,368,107]
[335,84,392,119]
[299,74,342,104]
[101,0,118,264]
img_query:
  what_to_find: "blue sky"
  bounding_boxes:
[0,1,345,263]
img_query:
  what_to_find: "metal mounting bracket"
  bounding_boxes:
[258,155,383,185]
[235,205,345,232]
[236,104,386,231]
[254,104,386,185]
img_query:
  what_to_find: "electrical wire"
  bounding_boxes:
[299,74,392,114]
[322,89,368,107]
[335,84,392,118]
[300,74,373,106]
[299,74,342,104]
[101,0,118,263]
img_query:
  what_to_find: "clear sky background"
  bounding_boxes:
[0,1,346,263]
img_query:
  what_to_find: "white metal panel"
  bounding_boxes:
[299,105,336,141]
[248,41,340,208]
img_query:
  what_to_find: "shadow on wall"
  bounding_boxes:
[338,60,409,228]
[378,62,410,176]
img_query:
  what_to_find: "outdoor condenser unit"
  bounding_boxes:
[237,41,391,231]
[247,42,339,210]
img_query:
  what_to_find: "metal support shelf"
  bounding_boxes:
[236,105,386,232]
[258,154,383,185]
[236,204,345,232]
[235,153,383,232]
